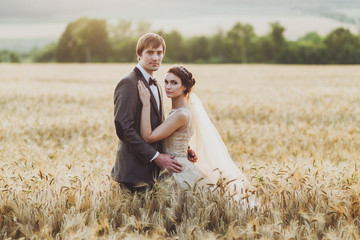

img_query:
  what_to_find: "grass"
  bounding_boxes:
[1,63,360,239]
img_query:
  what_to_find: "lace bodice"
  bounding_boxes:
[160,96,255,207]
[162,107,206,188]
[162,107,193,158]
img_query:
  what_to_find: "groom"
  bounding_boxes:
[111,33,194,192]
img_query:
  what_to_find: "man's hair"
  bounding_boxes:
[136,33,166,56]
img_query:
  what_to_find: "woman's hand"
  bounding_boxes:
[138,81,151,105]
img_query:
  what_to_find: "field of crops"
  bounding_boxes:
[1,64,360,239]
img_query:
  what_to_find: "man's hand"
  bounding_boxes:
[187,147,198,163]
[154,153,182,173]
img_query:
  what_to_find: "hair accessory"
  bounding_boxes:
[175,65,190,78]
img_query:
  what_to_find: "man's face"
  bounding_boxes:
[138,45,164,75]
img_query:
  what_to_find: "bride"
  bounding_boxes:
[137,65,253,196]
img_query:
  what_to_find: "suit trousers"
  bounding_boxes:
[120,182,152,193]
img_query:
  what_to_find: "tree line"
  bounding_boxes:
[2,17,360,64]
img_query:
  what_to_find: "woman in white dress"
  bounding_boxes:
[137,65,253,196]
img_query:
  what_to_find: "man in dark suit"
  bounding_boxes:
[111,33,184,192]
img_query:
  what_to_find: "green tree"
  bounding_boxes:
[284,42,327,64]
[31,43,57,62]
[162,30,187,62]
[269,22,287,62]
[108,20,137,62]
[109,20,133,43]
[298,32,323,46]
[208,30,226,63]
[0,50,21,62]
[287,32,326,64]
[110,37,138,62]
[324,28,360,64]
[186,36,210,63]
[225,22,255,63]
[57,17,110,62]
[0,50,7,62]
[253,35,273,62]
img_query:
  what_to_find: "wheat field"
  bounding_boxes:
[1,64,360,239]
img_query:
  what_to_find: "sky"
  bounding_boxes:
[0,0,359,51]
[1,0,358,21]
[1,0,358,19]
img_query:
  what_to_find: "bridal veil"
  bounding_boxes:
[187,93,252,195]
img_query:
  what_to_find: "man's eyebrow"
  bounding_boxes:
[146,49,163,52]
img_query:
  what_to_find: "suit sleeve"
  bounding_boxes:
[114,78,157,163]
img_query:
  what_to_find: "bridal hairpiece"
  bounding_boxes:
[175,65,190,78]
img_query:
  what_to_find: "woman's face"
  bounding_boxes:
[164,73,186,99]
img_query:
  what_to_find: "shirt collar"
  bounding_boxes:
[137,63,153,83]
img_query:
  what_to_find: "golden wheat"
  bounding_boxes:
[1,63,360,239]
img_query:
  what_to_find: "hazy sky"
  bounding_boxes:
[0,0,286,22]
[1,0,358,22]
[0,0,359,51]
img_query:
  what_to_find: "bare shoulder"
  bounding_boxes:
[169,109,189,124]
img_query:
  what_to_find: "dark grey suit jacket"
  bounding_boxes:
[111,67,164,185]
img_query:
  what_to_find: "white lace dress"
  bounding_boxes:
[162,101,258,208]
[162,107,207,189]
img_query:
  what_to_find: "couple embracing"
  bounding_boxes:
[111,33,253,198]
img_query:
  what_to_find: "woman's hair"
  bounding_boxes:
[167,65,196,95]
[136,33,166,56]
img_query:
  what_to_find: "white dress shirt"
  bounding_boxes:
[137,63,160,110]
[137,63,160,161]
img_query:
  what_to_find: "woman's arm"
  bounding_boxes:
[137,81,152,140]
[138,81,188,143]
[114,78,157,162]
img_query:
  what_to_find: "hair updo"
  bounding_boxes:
[167,65,196,95]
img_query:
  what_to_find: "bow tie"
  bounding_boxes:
[149,78,157,86]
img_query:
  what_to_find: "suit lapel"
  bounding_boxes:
[157,84,164,121]
[134,67,161,120]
